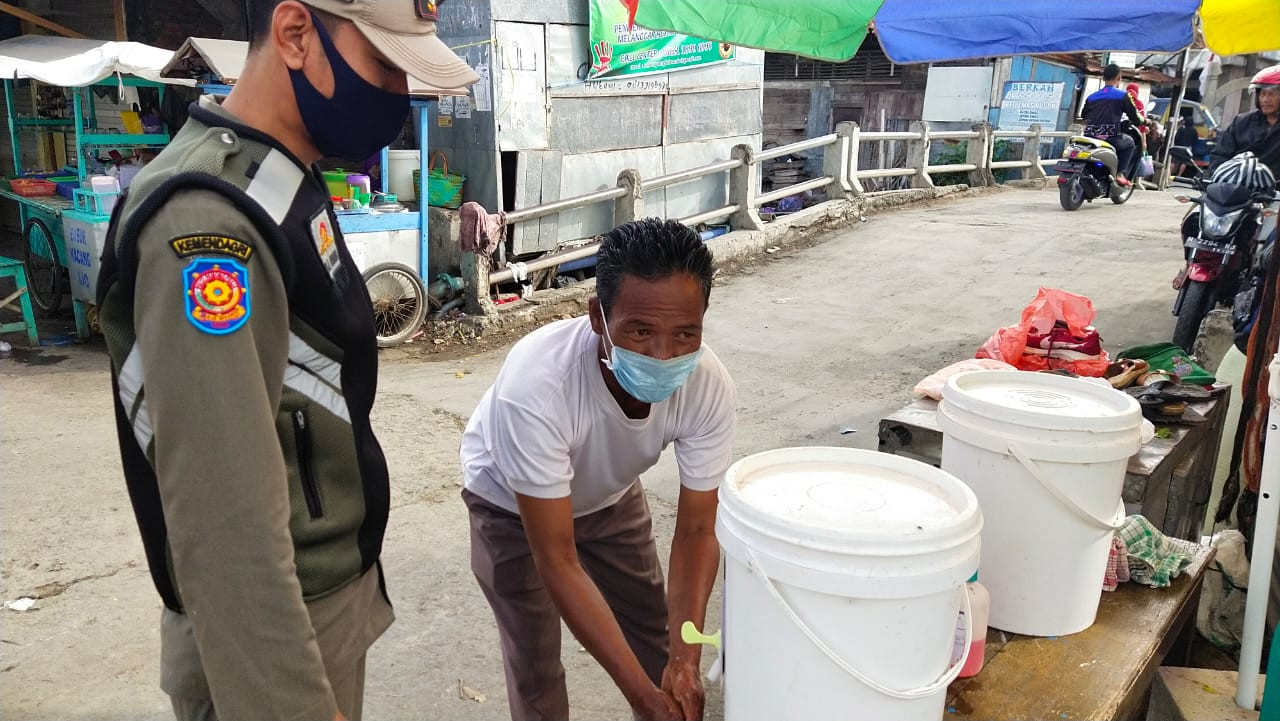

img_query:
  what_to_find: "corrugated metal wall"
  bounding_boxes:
[763,37,928,180]
[21,0,118,40]
[127,0,239,50]
[762,37,928,190]
[431,0,764,256]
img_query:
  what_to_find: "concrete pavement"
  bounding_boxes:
[0,185,1191,720]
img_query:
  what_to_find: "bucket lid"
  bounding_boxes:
[720,447,982,557]
[941,370,1141,433]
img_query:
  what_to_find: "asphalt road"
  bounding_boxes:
[0,184,1190,720]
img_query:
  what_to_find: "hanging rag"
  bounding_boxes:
[1215,234,1280,533]
[1103,534,1131,592]
[1195,530,1249,650]
[459,201,506,256]
[1119,515,1200,588]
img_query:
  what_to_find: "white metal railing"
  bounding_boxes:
[482,121,1080,290]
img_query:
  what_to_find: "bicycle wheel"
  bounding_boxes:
[23,217,63,315]
[362,263,427,348]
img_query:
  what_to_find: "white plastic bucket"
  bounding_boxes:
[937,370,1144,637]
[717,447,982,721]
[387,149,420,202]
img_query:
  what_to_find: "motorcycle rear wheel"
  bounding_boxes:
[1172,279,1212,353]
[1110,178,1135,204]
[1059,177,1085,211]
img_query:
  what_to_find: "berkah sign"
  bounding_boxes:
[997,81,1065,131]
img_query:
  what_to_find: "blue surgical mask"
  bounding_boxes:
[290,13,409,161]
[600,321,703,403]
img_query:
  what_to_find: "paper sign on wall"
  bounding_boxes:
[472,62,492,112]
[456,96,472,119]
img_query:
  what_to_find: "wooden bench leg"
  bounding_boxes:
[71,299,91,340]
[19,284,38,346]
[0,268,41,347]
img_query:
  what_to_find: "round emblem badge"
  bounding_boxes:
[183,259,251,334]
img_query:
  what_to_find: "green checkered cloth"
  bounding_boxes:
[1119,515,1200,588]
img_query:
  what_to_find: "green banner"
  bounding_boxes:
[587,0,734,80]
[631,0,883,64]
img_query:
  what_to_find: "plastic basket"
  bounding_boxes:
[8,178,56,197]
[73,188,119,217]
[421,151,465,209]
[49,176,78,200]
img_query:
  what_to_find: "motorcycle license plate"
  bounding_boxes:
[1054,161,1079,173]
[1185,237,1236,255]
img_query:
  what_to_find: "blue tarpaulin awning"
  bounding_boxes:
[873,0,1202,64]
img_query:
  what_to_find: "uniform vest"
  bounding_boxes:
[96,100,390,611]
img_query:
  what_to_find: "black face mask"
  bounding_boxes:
[289,13,410,160]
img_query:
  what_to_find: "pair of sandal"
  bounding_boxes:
[1123,369,1210,423]
[1105,359,1148,389]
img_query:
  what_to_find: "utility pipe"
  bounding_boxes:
[1237,352,1280,709]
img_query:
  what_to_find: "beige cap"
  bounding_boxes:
[302,0,479,90]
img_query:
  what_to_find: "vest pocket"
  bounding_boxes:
[292,409,324,519]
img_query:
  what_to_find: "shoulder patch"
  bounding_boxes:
[184,259,251,335]
[309,210,343,278]
[170,234,254,262]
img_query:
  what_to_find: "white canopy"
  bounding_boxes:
[0,35,193,87]
[161,37,469,97]
[163,37,248,85]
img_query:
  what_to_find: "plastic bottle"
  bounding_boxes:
[958,573,990,679]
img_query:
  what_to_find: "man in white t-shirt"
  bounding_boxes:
[460,218,736,721]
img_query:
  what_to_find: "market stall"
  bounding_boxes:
[1,35,194,338]
[163,38,469,346]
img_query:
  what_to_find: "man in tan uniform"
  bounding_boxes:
[95,2,475,719]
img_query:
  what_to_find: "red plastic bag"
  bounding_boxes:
[975,288,1111,376]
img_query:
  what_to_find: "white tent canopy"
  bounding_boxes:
[163,37,248,86]
[0,35,193,87]
[161,37,468,97]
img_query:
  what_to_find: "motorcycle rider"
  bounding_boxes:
[1125,82,1150,153]
[1082,63,1144,187]
[1210,64,1280,175]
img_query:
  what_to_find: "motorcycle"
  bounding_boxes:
[1170,167,1280,353]
[1054,124,1144,211]
[1169,145,1210,181]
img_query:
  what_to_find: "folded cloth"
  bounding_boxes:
[1103,534,1131,592]
[459,201,506,256]
[912,358,1016,400]
[1120,515,1201,588]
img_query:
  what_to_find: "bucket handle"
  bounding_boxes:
[1008,443,1126,531]
[743,545,971,700]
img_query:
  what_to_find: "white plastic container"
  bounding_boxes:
[937,370,1144,637]
[957,575,989,678]
[717,447,983,721]
[387,149,420,202]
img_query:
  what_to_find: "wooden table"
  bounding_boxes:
[877,393,1229,541]
[946,546,1214,721]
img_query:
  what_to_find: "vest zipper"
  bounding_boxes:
[293,410,323,519]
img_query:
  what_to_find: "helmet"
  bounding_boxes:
[1250,64,1280,92]
[1211,152,1277,194]
[1250,64,1280,109]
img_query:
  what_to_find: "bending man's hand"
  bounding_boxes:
[661,660,705,721]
